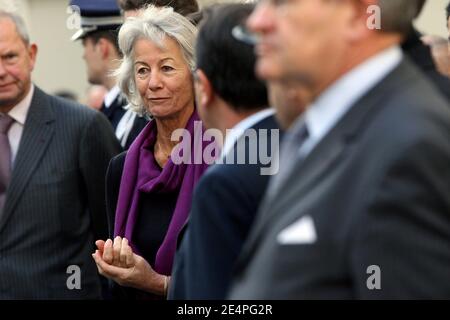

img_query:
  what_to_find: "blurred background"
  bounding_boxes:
[0,0,448,105]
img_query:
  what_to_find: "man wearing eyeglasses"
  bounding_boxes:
[229,0,450,299]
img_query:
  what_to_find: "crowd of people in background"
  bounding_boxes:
[0,0,450,299]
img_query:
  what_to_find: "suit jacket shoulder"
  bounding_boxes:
[229,58,450,299]
[170,114,280,299]
[51,90,105,123]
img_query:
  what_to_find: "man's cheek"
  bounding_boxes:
[6,67,22,79]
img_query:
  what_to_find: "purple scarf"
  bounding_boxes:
[114,110,212,275]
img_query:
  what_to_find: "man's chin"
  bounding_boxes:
[274,111,297,131]
[255,59,285,82]
[0,96,19,112]
[87,76,101,86]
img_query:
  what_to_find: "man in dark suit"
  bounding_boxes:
[71,0,148,149]
[168,3,279,300]
[0,10,120,299]
[229,0,450,299]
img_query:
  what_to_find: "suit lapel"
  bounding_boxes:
[238,59,417,265]
[101,103,112,119]
[0,87,55,231]
[102,94,125,120]
[264,125,348,216]
[250,121,349,245]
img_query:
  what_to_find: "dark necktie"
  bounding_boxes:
[0,114,14,215]
[267,122,309,197]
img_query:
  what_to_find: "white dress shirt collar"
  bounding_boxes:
[103,85,121,108]
[221,108,275,160]
[2,84,34,164]
[8,84,34,126]
[296,45,403,156]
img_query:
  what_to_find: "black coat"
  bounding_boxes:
[105,151,176,300]
[100,94,127,131]
[169,114,280,299]
[122,116,148,150]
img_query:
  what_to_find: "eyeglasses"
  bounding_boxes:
[231,24,260,45]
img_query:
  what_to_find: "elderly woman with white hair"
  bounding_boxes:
[92,5,212,299]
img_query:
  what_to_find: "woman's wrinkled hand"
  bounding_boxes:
[92,236,166,295]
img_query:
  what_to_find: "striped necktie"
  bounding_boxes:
[267,122,309,196]
[0,114,14,215]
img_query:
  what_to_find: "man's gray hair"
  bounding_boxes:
[0,10,30,44]
[378,0,423,35]
[115,5,197,115]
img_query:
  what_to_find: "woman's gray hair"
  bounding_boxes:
[0,10,30,45]
[115,5,197,115]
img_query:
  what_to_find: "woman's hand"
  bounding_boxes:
[96,237,134,268]
[92,237,166,295]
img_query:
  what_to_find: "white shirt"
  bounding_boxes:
[103,85,121,108]
[294,45,403,158]
[220,108,275,160]
[115,106,138,147]
[3,85,34,164]
[104,85,130,142]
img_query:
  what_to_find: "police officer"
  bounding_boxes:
[71,0,147,149]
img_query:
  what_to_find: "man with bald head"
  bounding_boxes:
[229,0,450,299]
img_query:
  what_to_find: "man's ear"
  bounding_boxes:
[97,38,110,59]
[28,43,38,71]
[196,69,214,108]
[346,0,377,42]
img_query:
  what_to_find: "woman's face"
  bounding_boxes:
[133,36,194,119]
